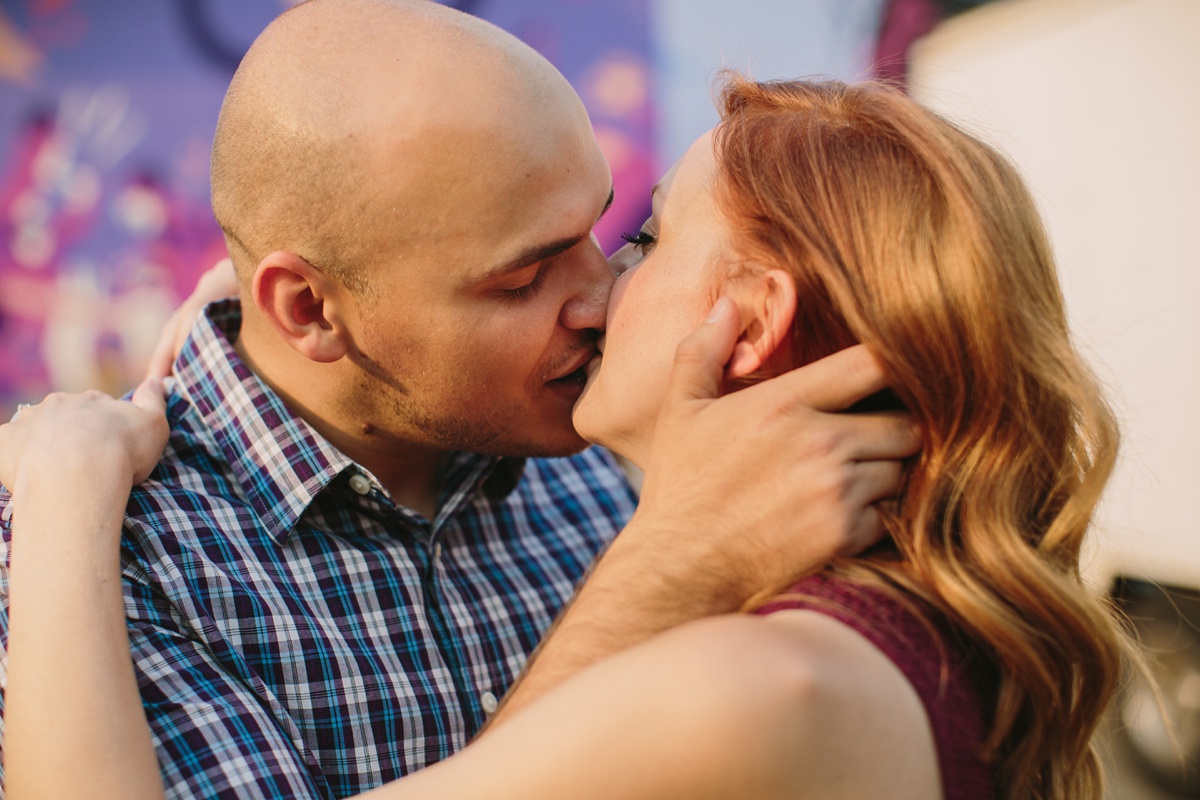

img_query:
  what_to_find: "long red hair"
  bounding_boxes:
[716,77,1124,800]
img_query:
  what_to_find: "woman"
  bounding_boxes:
[0,77,1126,800]
[581,76,1122,798]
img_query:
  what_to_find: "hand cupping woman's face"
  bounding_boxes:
[573,130,735,466]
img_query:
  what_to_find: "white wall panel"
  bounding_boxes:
[910,0,1200,588]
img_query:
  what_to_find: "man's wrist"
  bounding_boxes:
[603,510,755,617]
[486,511,754,730]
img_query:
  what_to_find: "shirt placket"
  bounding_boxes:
[349,455,500,740]
[422,456,503,734]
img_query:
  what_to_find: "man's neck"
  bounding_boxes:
[235,326,446,521]
[317,424,446,522]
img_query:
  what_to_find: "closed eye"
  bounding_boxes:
[499,266,548,302]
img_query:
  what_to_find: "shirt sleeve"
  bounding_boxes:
[124,577,335,800]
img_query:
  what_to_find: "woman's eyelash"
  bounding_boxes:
[621,230,657,250]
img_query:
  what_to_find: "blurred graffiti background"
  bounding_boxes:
[0,0,999,417]
[0,0,664,414]
[0,0,247,411]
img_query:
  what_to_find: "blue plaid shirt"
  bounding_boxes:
[0,300,637,799]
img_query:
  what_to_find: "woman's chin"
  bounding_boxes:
[572,386,633,461]
[570,382,605,448]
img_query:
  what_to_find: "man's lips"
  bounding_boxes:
[548,345,598,383]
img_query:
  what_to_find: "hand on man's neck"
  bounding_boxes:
[235,317,446,521]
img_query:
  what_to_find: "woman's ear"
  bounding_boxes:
[726,268,797,379]
[250,251,350,363]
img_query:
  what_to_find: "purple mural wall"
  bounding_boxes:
[0,0,658,418]
[0,0,965,418]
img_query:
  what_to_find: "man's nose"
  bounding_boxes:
[559,236,614,331]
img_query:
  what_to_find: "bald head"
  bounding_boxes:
[211,0,589,291]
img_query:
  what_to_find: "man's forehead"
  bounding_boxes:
[478,187,615,281]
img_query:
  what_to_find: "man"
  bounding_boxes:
[0,1,917,797]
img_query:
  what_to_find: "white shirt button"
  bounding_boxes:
[480,691,499,714]
[348,474,372,496]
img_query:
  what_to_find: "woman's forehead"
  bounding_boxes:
[657,129,719,221]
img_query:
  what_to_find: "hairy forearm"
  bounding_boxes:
[5,464,164,800]
[482,327,915,731]
[376,616,819,800]
[486,510,747,728]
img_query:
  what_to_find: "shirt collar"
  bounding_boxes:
[173,300,524,543]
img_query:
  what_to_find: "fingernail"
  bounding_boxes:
[705,297,731,324]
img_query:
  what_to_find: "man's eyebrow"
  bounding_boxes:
[481,236,585,280]
[481,185,615,280]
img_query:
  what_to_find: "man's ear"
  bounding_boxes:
[250,250,349,363]
[726,268,797,379]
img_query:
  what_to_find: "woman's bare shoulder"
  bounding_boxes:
[654,611,944,800]
[380,612,942,800]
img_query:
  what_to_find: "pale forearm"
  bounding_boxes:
[5,466,164,800]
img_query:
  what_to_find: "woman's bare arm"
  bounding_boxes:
[1,386,169,800]
[368,612,940,800]
[144,258,237,380]
[0,352,929,800]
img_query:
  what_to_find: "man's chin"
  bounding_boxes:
[467,419,590,460]
[505,427,590,459]
[529,437,591,459]
[520,412,590,455]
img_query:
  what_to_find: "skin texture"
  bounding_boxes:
[378,612,939,800]
[574,133,730,462]
[575,130,798,465]
[485,142,916,730]
[1,386,170,800]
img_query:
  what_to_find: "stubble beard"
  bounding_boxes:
[358,354,586,458]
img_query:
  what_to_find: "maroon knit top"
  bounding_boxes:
[756,573,997,800]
